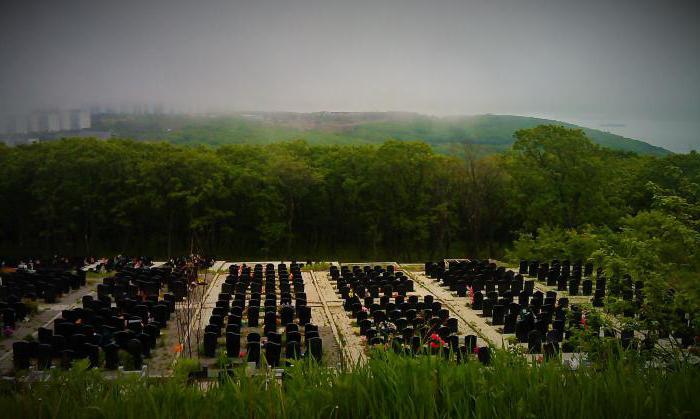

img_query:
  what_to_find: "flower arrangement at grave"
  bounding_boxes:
[429,333,446,354]
[377,321,397,340]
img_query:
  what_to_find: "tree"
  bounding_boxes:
[507,125,620,230]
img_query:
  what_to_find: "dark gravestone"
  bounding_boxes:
[527,330,542,354]
[568,280,579,296]
[298,306,312,325]
[464,335,478,353]
[359,319,372,336]
[104,343,119,370]
[85,343,100,368]
[492,305,505,325]
[202,332,217,357]
[503,313,517,334]
[286,340,301,359]
[582,280,593,296]
[248,307,259,327]
[264,311,277,335]
[411,336,422,354]
[307,337,323,362]
[472,292,484,310]
[281,306,295,326]
[543,342,558,360]
[36,343,52,370]
[226,332,241,358]
[477,346,491,365]
[61,349,75,369]
[265,342,281,367]
[126,339,143,370]
[246,342,261,365]
[482,299,494,317]
[446,317,458,334]
[51,334,66,356]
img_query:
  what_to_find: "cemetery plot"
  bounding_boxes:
[328,264,492,363]
[517,259,644,313]
[399,265,501,347]
[515,259,695,349]
[5,258,692,379]
[1,268,88,329]
[423,260,645,356]
[197,262,326,372]
[0,267,101,372]
[7,263,202,374]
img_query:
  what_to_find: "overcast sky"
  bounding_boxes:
[1,0,698,151]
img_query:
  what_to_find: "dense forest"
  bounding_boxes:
[0,125,695,263]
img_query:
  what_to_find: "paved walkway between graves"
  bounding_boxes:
[307,269,364,368]
[0,276,101,374]
[188,261,228,357]
[147,260,227,374]
[400,268,504,349]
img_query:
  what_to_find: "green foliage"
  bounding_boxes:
[93,113,671,156]
[0,352,697,418]
[506,126,625,229]
[0,138,511,260]
[506,226,601,262]
[173,358,202,382]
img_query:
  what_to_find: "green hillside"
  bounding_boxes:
[93,112,671,156]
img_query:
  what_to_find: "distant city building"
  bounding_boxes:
[39,112,61,132]
[75,110,91,129]
[7,115,28,134]
[59,110,72,131]
[29,113,40,132]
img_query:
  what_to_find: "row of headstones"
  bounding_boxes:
[203,262,322,366]
[222,264,306,304]
[331,265,415,295]
[332,266,415,300]
[0,268,86,303]
[430,261,604,354]
[12,289,174,371]
[519,260,593,279]
[204,322,323,367]
[1,269,87,329]
[97,265,192,303]
[433,259,636,311]
[206,299,312,338]
[427,260,508,282]
[520,259,645,309]
[382,332,493,364]
[330,267,488,360]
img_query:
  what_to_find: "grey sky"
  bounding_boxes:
[1,0,698,151]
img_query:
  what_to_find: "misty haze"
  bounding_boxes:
[0,1,698,418]
[1,0,699,151]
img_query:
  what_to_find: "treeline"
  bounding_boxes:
[0,126,697,265]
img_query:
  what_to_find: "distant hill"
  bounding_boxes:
[93,112,671,156]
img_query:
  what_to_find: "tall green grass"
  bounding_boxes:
[1,351,698,419]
